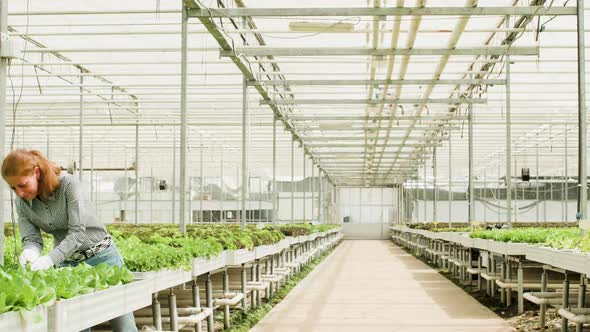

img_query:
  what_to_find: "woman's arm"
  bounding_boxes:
[47,177,87,265]
[16,199,43,252]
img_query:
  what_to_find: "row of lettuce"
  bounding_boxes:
[396,223,590,252]
[1,223,339,315]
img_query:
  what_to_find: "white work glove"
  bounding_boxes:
[19,248,41,267]
[30,255,54,271]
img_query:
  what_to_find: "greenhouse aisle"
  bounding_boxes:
[250,240,513,332]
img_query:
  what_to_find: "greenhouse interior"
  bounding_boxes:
[5,1,590,331]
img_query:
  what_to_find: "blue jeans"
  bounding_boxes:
[62,244,139,332]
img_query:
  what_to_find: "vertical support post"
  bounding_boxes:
[423,164,427,222]
[517,262,524,314]
[433,147,437,221]
[172,126,176,224]
[241,17,249,230]
[220,150,224,222]
[206,273,214,332]
[241,264,248,312]
[272,116,277,223]
[536,134,540,222]
[135,121,139,225]
[448,133,452,226]
[223,269,230,329]
[179,3,188,233]
[312,162,315,221]
[577,0,588,231]
[484,169,487,222]
[303,152,306,221]
[152,293,162,332]
[291,138,295,223]
[562,275,570,332]
[565,125,569,221]
[192,282,202,332]
[540,270,547,329]
[505,16,513,227]
[188,176,192,223]
[200,141,203,223]
[319,170,323,223]
[577,276,586,332]
[468,94,475,227]
[169,290,178,332]
[79,73,84,182]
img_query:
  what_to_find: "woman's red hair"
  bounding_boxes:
[2,149,61,201]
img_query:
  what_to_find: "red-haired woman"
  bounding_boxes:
[2,149,137,332]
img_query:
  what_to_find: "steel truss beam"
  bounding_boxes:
[190,7,576,17]
[221,47,539,57]
[249,79,506,86]
[261,99,485,105]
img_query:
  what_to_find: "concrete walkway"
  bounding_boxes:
[250,240,514,332]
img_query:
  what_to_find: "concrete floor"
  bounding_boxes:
[250,240,514,332]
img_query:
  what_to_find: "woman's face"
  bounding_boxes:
[5,168,40,200]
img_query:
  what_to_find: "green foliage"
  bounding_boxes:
[469,227,580,245]
[0,263,133,314]
[270,223,339,237]
[114,235,223,272]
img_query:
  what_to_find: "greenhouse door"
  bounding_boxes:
[337,187,397,239]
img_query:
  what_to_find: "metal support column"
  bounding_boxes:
[152,293,162,331]
[220,150,224,222]
[424,164,427,222]
[241,17,249,230]
[79,73,84,182]
[311,163,315,221]
[303,152,306,221]
[565,125,569,221]
[433,147,437,221]
[505,17,513,227]
[200,143,203,223]
[172,126,176,224]
[578,0,588,230]
[206,273,214,332]
[566,126,569,222]
[536,134,540,222]
[291,138,295,223]
[179,3,188,233]
[192,281,202,332]
[135,122,139,225]
[319,170,323,223]
[241,264,247,312]
[272,116,277,223]
[468,93,475,226]
[169,290,178,332]
[449,133,452,226]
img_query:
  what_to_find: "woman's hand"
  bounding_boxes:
[19,248,40,266]
[30,255,54,271]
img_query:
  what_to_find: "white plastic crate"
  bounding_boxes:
[133,269,192,293]
[225,249,256,266]
[192,251,227,277]
[0,304,49,332]
[48,279,152,332]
